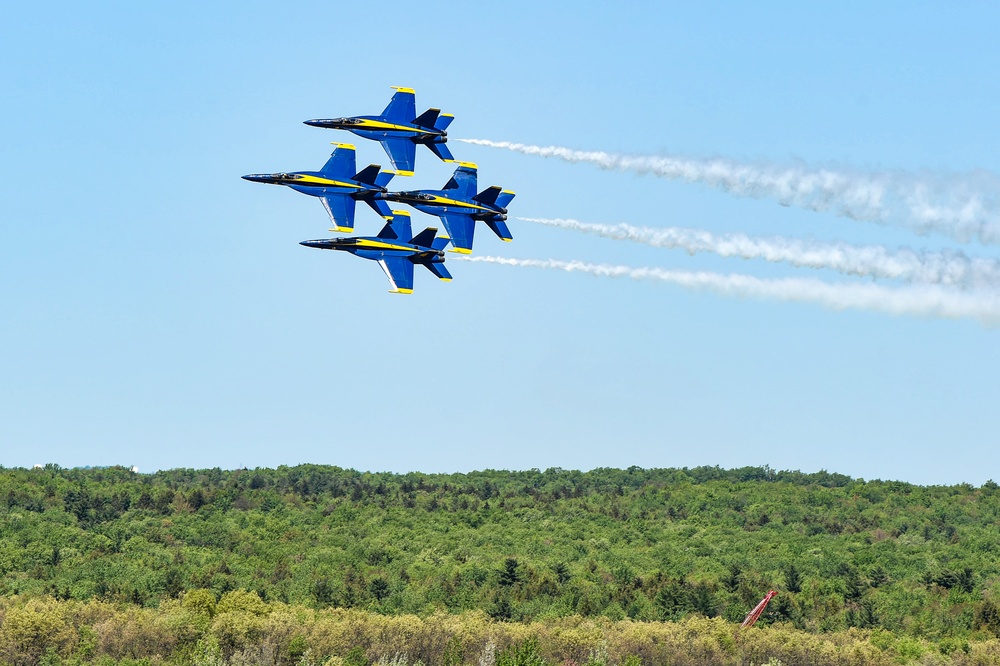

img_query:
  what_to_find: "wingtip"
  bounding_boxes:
[390,288,415,294]
[448,247,473,255]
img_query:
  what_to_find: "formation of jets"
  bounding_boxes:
[244,87,515,293]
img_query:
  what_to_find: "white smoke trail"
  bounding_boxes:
[456,255,1000,325]
[519,217,1000,289]
[458,139,1000,245]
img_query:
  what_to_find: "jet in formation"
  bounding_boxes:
[242,143,393,233]
[300,211,452,294]
[304,86,453,175]
[383,162,515,254]
[248,87,515,292]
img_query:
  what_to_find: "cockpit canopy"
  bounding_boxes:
[400,191,435,201]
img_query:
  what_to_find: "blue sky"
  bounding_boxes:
[2,2,998,484]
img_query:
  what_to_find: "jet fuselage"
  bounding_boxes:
[384,190,507,221]
[303,116,446,144]
[241,171,386,197]
[300,237,446,264]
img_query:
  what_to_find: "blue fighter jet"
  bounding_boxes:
[242,143,393,233]
[303,86,454,176]
[382,162,515,254]
[300,211,452,294]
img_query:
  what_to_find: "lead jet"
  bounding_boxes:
[242,143,393,233]
[303,86,454,176]
[300,211,452,294]
[382,162,515,254]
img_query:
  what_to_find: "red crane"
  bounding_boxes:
[741,590,777,628]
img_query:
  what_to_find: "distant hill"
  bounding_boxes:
[2,463,999,641]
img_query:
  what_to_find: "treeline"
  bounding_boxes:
[2,593,999,666]
[1,464,1000,646]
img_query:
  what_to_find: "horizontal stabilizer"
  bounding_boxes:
[374,170,395,188]
[473,186,516,208]
[353,164,382,185]
[431,236,451,251]
[362,196,393,220]
[434,113,454,131]
[423,261,452,281]
[495,190,516,208]
[427,141,454,162]
[486,219,513,241]
[409,227,439,248]
[413,108,441,128]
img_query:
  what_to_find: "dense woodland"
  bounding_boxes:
[2,464,1000,665]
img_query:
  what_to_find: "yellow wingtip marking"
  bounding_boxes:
[331,142,356,150]
[391,210,411,217]
[441,113,455,118]
[449,247,473,254]
[391,86,416,94]
[443,159,456,163]
[330,227,355,233]
[439,277,453,282]
[501,238,513,242]
[395,170,415,177]
[502,190,515,195]
[391,288,415,294]
[456,161,478,169]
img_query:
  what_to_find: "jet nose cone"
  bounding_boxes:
[300,240,323,249]
[303,119,331,128]
[242,174,271,183]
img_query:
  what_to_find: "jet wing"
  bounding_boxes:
[378,257,415,294]
[379,138,417,175]
[318,144,357,178]
[442,165,478,199]
[438,212,476,254]
[380,87,417,124]
[320,194,357,232]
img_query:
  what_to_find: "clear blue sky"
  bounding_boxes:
[2,2,998,484]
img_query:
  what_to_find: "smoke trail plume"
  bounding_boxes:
[457,255,1000,325]
[458,139,1000,245]
[519,217,1000,289]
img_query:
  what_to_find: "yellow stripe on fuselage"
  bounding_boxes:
[291,175,362,189]
[354,119,436,134]
[424,195,492,211]
[355,239,416,252]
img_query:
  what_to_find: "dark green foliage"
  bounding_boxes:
[344,646,369,666]
[496,638,547,666]
[1,463,1000,641]
[783,563,801,593]
[552,562,571,585]
[499,558,521,587]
